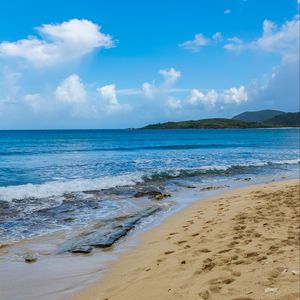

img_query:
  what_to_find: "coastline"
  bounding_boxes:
[71,179,300,300]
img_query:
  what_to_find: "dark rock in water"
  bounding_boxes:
[70,246,93,254]
[134,190,170,200]
[57,206,161,254]
[24,253,38,263]
[200,185,229,191]
[0,201,9,209]
[235,177,252,181]
[243,177,252,181]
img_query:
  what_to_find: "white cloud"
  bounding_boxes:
[0,19,114,67]
[187,89,218,107]
[224,9,231,14]
[159,68,181,85]
[180,32,223,52]
[23,93,42,112]
[223,37,244,51]
[166,97,182,109]
[186,86,247,107]
[55,74,86,103]
[224,15,300,62]
[142,68,181,99]
[223,86,248,104]
[97,84,130,112]
[179,34,210,52]
[142,82,155,98]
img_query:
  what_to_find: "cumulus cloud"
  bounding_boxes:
[224,15,300,62]
[186,86,247,107]
[0,19,114,67]
[187,89,218,107]
[97,84,130,112]
[224,15,299,110]
[159,68,181,85]
[55,74,86,103]
[223,86,248,104]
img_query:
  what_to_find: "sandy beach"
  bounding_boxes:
[71,179,300,300]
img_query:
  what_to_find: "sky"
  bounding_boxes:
[0,0,299,129]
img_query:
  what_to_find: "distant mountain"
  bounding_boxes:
[264,112,300,127]
[142,118,268,129]
[141,111,300,129]
[232,110,285,123]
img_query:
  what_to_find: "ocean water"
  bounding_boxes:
[0,128,299,245]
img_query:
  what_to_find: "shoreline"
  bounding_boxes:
[71,179,300,300]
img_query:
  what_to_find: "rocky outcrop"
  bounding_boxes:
[57,206,161,254]
[134,190,171,200]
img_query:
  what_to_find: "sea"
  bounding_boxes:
[0,128,299,247]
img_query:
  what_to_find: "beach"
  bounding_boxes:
[72,179,300,300]
[0,129,299,300]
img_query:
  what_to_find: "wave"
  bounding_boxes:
[0,143,253,156]
[0,173,144,202]
[0,159,298,201]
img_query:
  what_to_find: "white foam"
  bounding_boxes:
[1,159,298,202]
[199,165,229,171]
[0,173,144,202]
[271,159,300,165]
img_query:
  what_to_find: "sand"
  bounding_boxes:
[72,180,300,300]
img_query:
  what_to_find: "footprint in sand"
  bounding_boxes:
[164,250,175,255]
[218,248,232,254]
[176,240,187,245]
[209,277,235,285]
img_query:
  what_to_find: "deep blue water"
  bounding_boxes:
[0,129,299,242]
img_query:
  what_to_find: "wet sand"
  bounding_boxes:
[72,179,300,300]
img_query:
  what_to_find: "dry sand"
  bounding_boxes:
[72,180,300,300]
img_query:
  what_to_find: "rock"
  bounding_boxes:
[235,177,252,181]
[134,190,170,200]
[0,200,9,209]
[243,178,252,181]
[57,206,161,254]
[0,243,8,249]
[264,287,278,293]
[292,270,300,275]
[200,185,229,191]
[70,246,93,254]
[23,253,38,263]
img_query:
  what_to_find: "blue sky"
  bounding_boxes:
[0,0,299,129]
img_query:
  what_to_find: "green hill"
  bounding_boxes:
[142,118,267,129]
[232,110,285,123]
[264,112,300,127]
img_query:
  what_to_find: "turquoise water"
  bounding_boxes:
[0,128,299,243]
